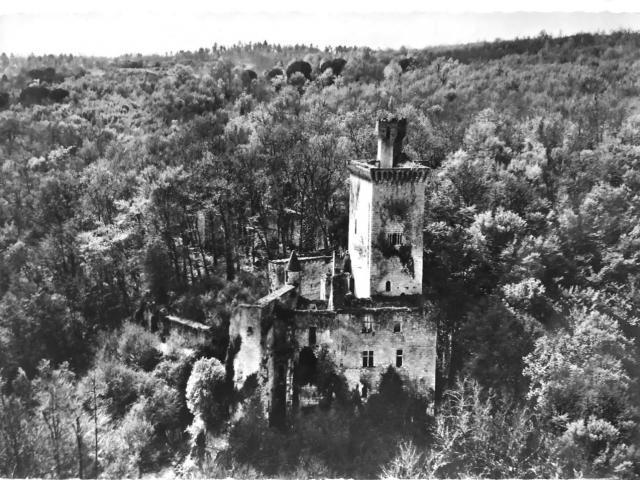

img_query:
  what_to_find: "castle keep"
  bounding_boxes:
[229,117,437,422]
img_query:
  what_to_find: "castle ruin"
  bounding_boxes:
[229,117,437,423]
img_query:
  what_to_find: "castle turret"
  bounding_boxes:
[348,118,428,298]
[376,116,407,168]
[285,250,301,287]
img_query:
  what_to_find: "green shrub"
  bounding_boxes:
[117,323,162,371]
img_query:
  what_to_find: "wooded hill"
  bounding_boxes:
[0,30,639,478]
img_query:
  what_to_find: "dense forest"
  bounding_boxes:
[1,30,640,478]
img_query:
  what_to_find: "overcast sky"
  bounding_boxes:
[1,1,640,56]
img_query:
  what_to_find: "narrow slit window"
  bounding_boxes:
[362,350,374,368]
[385,281,391,292]
[247,326,253,335]
[355,218,357,234]
[309,327,317,346]
[396,349,403,368]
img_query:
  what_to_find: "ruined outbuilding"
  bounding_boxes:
[229,117,437,423]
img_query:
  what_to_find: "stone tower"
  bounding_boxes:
[347,117,429,298]
[229,117,438,421]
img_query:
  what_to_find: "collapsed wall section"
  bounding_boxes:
[229,285,297,392]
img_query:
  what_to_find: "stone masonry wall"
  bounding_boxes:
[229,304,264,390]
[348,174,373,298]
[229,285,297,391]
[289,307,437,397]
[369,180,425,296]
[230,291,437,419]
[268,256,333,300]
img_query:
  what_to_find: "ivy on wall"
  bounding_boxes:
[375,232,415,277]
[383,197,413,222]
[374,197,415,278]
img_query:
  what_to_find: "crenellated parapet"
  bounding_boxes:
[348,161,429,184]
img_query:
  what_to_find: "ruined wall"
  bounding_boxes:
[268,256,333,300]
[229,303,286,422]
[164,315,211,343]
[229,285,297,390]
[369,179,425,296]
[298,258,332,300]
[267,262,286,290]
[289,307,437,397]
[229,305,265,390]
[231,288,437,421]
[348,174,373,298]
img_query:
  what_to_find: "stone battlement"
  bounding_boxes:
[348,161,429,183]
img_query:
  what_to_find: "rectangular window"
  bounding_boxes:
[362,350,374,368]
[386,232,403,246]
[393,323,401,333]
[396,349,403,368]
[362,315,373,333]
[309,327,317,346]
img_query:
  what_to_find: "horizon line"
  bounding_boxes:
[3,11,640,57]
